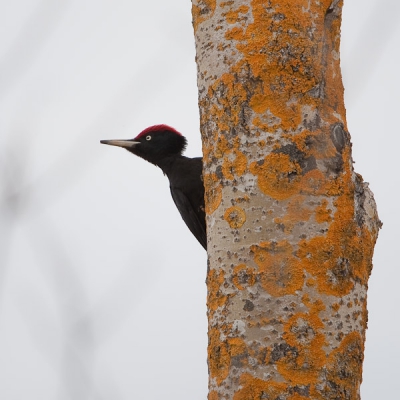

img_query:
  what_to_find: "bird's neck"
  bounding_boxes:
[154,154,183,176]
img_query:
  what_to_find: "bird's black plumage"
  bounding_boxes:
[100,125,207,250]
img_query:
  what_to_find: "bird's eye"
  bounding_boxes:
[146,135,152,141]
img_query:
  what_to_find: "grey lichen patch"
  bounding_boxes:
[353,173,382,233]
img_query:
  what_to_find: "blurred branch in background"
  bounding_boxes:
[0,129,101,398]
[21,218,97,400]
[0,130,32,302]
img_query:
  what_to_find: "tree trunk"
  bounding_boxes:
[192,0,381,399]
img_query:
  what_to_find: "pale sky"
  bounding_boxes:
[0,1,398,399]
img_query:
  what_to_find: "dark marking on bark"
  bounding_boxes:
[276,222,285,231]
[307,84,324,101]
[331,258,351,281]
[326,0,341,17]
[206,258,211,282]
[293,385,310,397]
[274,143,317,173]
[330,123,348,153]
[216,165,224,180]
[231,352,249,368]
[354,173,366,227]
[354,173,382,229]
[243,299,254,311]
[275,143,304,163]
[325,0,341,27]
[272,13,285,21]
[301,155,317,173]
[270,343,297,362]
[325,153,343,175]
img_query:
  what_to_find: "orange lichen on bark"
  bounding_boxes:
[224,206,246,229]
[253,116,280,136]
[287,129,340,161]
[247,316,272,329]
[215,134,232,158]
[227,337,247,357]
[199,73,249,168]
[250,153,303,200]
[224,26,244,41]
[300,169,340,197]
[223,5,249,24]
[207,269,228,318]
[323,331,364,399]
[250,147,350,202]
[210,73,248,127]
[208,391,218,400]
[315,199,332,223]
[204,173,223,214]
[221,0,338,132]
[208,326,230,385]
[192,0,217,32]
[331,303,340,312]
[274,195,313,233]
[234,194,250,204]
[287,394,310,400]
[297,182,375,296]
[233,374,288,400]
[305,277,316,287]
[209,328,249,386]
[232,264,256,290]
[323,14,347,121]
[278,311,326,385]
[213,135,248,180]
[222,149,247,180]
[251,240,304,296]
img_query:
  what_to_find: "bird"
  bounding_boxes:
[100,125,207,250]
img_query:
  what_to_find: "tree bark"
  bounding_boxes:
[192,0,381,399]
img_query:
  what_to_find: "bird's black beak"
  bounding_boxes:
[100,139,140,148]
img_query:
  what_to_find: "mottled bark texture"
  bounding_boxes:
[192,0,381,399]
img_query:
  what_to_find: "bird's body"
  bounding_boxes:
[101,125,206,250]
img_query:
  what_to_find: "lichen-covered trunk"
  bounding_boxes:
[192,0,380,399]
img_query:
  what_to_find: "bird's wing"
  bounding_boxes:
[170,187,207,250]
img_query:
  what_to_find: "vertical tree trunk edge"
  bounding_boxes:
[192,1,381,399]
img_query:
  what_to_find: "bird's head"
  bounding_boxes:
[100,125,187,166]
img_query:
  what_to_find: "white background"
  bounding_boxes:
[0,1,398,399]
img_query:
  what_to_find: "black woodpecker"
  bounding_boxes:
[101,125,207,250]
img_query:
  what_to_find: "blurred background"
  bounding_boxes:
[0,1,398,399]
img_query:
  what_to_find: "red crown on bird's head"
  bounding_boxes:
[134,124,182,140]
